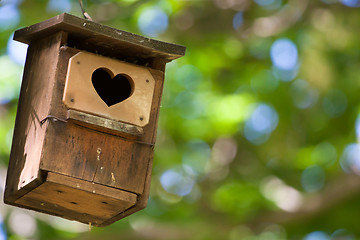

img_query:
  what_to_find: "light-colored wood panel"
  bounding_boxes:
[63,51,155,127]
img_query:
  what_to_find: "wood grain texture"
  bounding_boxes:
[67,110,144,138]
[63,51,155,127]
[98,60,167,226]
[15,172,137,226]
[38,46,159,194]
[4,31,67,203]
[14,13,185,62]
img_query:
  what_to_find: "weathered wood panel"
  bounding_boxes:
[14,13,186,62]
[15,172,137,226]
[98,60,167,226]
[67,110,144,138]
[4,31,67,203]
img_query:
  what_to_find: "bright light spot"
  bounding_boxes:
[160,166,195,196]
[341,0,360,7]
[254,0,276,6]
[47,0,71,12]
[321,0,338,3]
[2,0,22,4]
[0,4,20,30]
[0,55,22,104]
[129,216,155,232]
[254,0,282,10]
[270,38,298,71]
[272,65,298,82]
[0,224,5,240]
[7,35,28,66]
[233,12,243,30]
[174,11,194,31]
[212,138,237,166]
[290,79,318,109]
[9,210,37,237]
[301,165,326,192]
[182,140,211,177]
[340,143,360,174]
[356,114,360,141]
[304,231,330,240]
[244,103,279,145]
[138,7,168,37]
[261,177,303,212]
[248,104,278,133]
[48,217,88,233]
[213,0,249,10]
[331,229,355,239]
[210,93,254,124]
[253,17,278,37]
[311,142,337,167]
[322,89,347,118]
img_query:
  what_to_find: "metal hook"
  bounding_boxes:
[79,0,93,21]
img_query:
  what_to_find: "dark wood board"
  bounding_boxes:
[4,32,67,203]
[98,60,167,226]
[14,13,186,61]
[15,172,137,226]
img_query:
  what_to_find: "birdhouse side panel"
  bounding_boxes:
[4,32,67,203]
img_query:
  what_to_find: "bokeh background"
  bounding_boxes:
[1,0,360,239]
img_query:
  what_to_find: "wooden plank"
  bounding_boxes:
[41,122,149,194]
[63,51,155,127]
[47,172,137,201]
[15,172,137,226]
[4,31,67,203]
[14,13,186,61]
[67,110,144,138]
[98,60,166,226]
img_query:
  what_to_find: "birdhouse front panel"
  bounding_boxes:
[4,13,185,227]
[63,51,156,127]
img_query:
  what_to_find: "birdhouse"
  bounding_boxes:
[4,13,185,227]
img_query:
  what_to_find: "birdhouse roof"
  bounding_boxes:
[14,13,186,61]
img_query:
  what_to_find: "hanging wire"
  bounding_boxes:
[79,0,93,21]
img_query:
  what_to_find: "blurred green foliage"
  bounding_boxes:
[1,0,360,239]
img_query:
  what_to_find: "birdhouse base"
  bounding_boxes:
[10,172,137,226]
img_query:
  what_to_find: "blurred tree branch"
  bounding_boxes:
[251,173,360,228]
[244,0,309,37]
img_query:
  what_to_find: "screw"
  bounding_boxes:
[77,61,80,64]
[140,116,144,121]
[70,98,74,103]
[146,79,149,83]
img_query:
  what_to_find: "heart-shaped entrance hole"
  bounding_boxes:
[91,68,133,107]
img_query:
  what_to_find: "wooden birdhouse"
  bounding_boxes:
[4,13,185,227]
